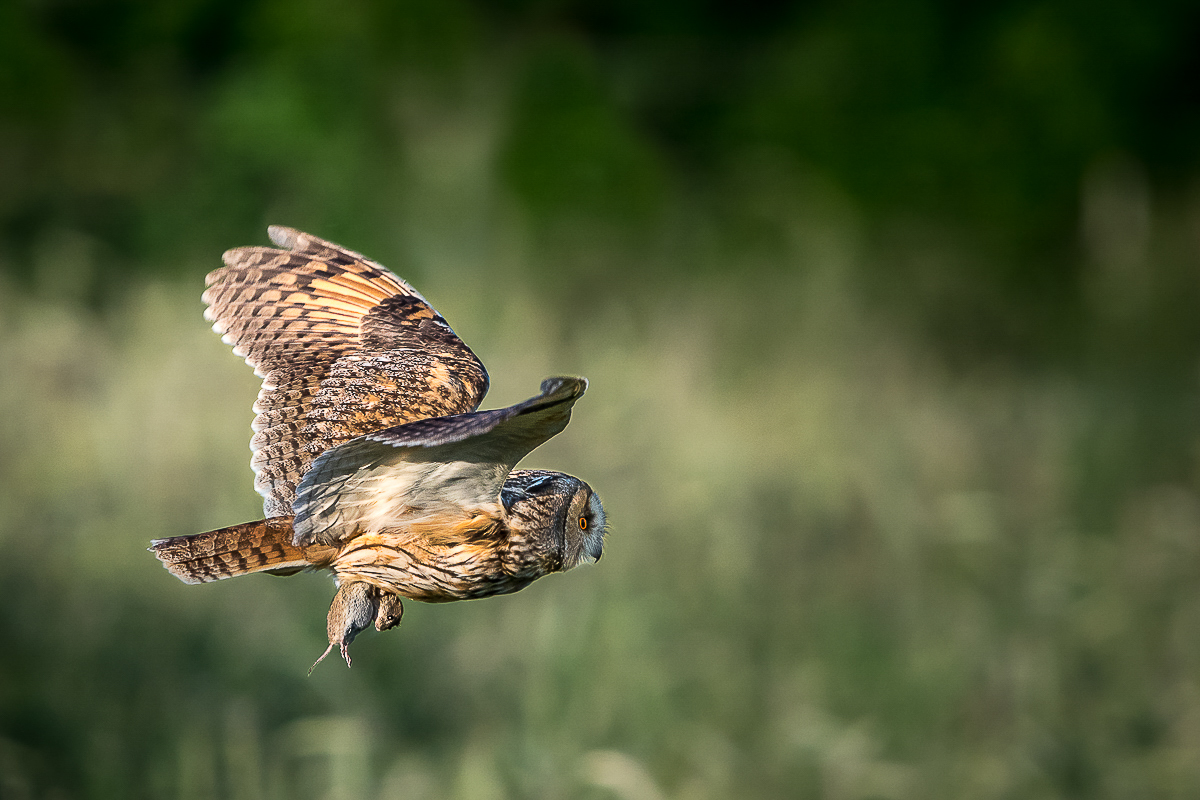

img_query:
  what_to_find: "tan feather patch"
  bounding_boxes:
[204,227,489,518]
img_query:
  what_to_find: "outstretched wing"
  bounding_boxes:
[204,226,490,517]
[291,377,587,546]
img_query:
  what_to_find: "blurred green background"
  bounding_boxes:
[5,1,1200,798]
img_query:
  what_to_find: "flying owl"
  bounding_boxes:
[151,226,606,669]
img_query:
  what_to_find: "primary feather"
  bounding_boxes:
[204,226,489,516]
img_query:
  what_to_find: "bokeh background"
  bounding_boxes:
[5,1,1200,798]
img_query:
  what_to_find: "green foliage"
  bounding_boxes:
[3,0,1199,319]
[501,38,667,226]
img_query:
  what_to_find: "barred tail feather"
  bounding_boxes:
[151,517,309,584]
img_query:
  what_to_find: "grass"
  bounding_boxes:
[3,238,1200,799]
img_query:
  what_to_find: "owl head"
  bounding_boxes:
[502,470,607,571]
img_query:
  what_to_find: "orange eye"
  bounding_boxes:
[579,516,588,530]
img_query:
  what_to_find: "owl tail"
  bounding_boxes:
[151,517,313,584]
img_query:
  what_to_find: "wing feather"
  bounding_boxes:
[205,226,490,516]
[291,377,587,546]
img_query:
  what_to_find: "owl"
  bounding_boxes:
[151,226,606,669]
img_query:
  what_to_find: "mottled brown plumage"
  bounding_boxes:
[151,227,606,669]
[153,517,325,583]
[204,226,489,516]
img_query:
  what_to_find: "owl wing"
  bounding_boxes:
[204,226,490,517]
[291,377,587,546]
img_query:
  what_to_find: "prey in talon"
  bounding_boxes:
[150,227,607,670]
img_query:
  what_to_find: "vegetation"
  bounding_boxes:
[4,1,1200,798]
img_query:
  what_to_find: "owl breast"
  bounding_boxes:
[329,528,547,602]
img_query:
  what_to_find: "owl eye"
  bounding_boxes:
[579,516,588,530]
